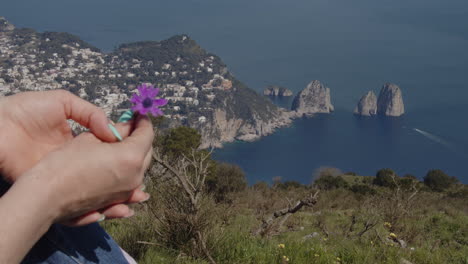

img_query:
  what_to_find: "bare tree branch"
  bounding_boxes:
[254,191,319,236]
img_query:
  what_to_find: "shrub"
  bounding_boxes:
[424,169,458,192]
[373,168,397,188]
[312,167,343,181]
[399,175,419,190]
[160,126,201,159]
[206,163,247,202]
[252,181,269,192]
[350,184,377,196]
[314,175,349,190]
[274,180,305,190]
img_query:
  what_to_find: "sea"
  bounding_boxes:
[3,0,468,183]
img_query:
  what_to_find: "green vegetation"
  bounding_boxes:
[424,169,459,192]
[101,127,468,264]
[373,168,397,188]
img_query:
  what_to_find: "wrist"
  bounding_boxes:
[0,169,58,263]
[11,170,61,225]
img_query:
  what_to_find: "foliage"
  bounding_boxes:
[160,126,201,159]
[104,175,468,264]
[313,175,349,190]
[373,168,397,188]
[206,163,247,202]
[312,167,343,182]
[273,181,305,190]
[423,169,458,192]
[102,151,468,264]
[350,184,377,196]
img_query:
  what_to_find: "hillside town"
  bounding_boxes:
[0,17,234,125]
[0,17,292,148]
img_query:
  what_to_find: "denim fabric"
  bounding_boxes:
[0,178,130,264]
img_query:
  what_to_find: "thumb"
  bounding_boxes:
[59,90,116,142]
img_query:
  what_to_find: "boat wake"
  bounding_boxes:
[413,128,458,152]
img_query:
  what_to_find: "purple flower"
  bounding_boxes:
[130,84,168,116]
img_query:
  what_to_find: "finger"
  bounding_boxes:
[112,120,135,140]
[58,90,116,142]
[142,147,153,172]
[100,204,135,220]
[61,211,104,227]
[121,114,154,154]
[126,188,151,204]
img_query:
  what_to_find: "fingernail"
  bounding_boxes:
[140,193,151,203]
[118,110,134,123]
[124,209,135,218]
[108,123,122,141]
[140,184,146,191]
[109,120,116,126]
[97,214,106,222]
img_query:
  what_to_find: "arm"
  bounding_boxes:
[0,173,58,264]
[0,90,150,226]
[0,115,154,263]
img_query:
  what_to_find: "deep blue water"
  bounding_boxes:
[2,0,468,183]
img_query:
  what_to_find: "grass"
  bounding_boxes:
[102,178,468,264]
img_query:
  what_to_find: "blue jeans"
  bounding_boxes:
[0,179,130,264]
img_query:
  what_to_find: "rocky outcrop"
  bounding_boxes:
[354,91,377,116]
[263,85,293,96]
[198,108,294,148]
[0,17,15,32]
[377,83,405,116]
[291,80,334,116]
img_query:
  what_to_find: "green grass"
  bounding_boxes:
[102,178,468,264]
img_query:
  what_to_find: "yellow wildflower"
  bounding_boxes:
[389,233,397,239]
[282,255,289,262]
[278,243,285,249]
[370,241,374,245]
[314,254,320,257]
[384,222,392,228]
[323,237,328,241]
[337,257,341,261]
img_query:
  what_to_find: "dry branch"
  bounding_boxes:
[254,191,319,236]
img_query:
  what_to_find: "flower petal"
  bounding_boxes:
[139,107,150,115]
[153,98,168,106]
[150,107,163,117]
[147,87,159,98]
[130,94,142,104]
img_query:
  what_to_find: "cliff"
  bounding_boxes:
[354,91,377,116]
[377,83,405,117]
[0,18,294,148]
[291,80,334,116]
[263,85,293,96]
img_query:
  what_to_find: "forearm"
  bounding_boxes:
[0,174,57,264]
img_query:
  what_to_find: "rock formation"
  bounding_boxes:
[377,83,405,116]
[263,85,293,96]
[291,80,334,116]
[354,91,377,116]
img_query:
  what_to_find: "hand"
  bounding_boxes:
[0,90,115,181]
[18,115,154,223]
[0,90,150,224]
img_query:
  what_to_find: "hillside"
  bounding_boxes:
[0,17,293,148]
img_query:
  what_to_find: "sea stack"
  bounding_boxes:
[377,83,405,116]
[291,80,334,116]
[263,85,293,96]
[354,91,377,116]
